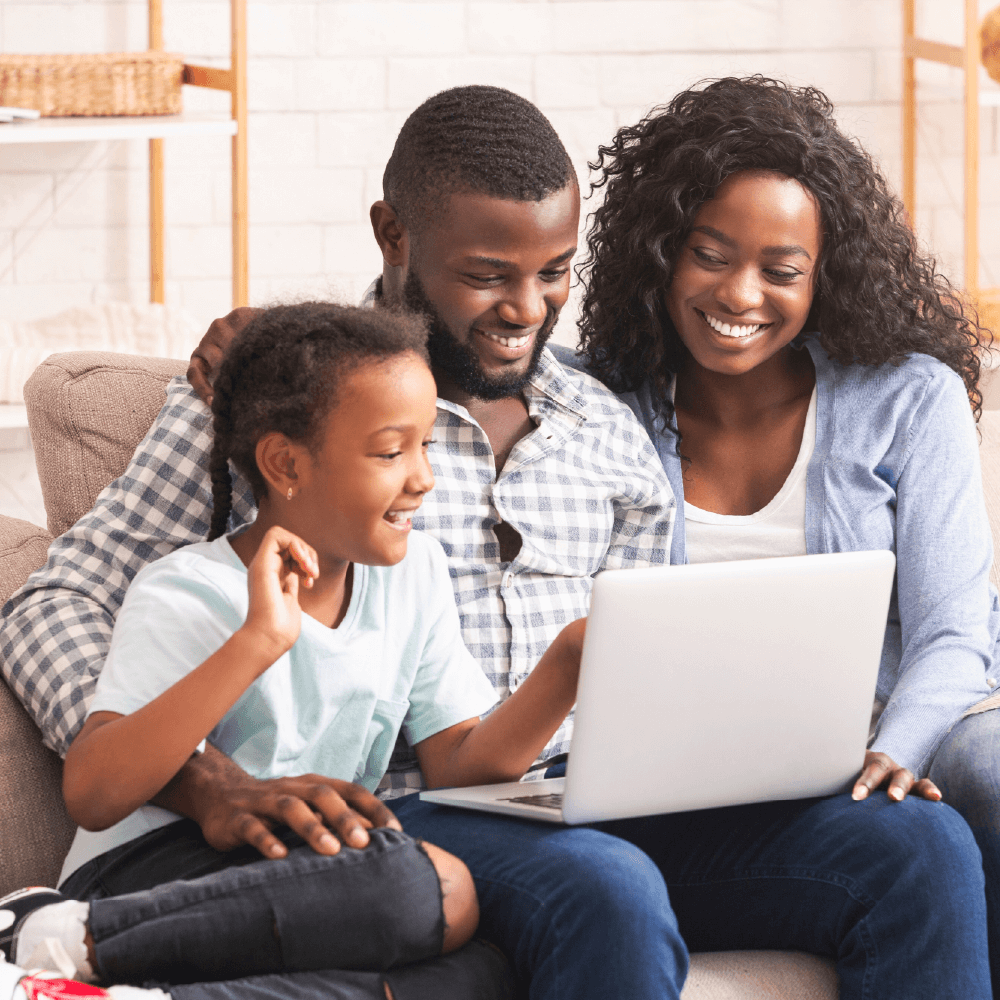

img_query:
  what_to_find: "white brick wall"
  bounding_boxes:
[0,0,992,347]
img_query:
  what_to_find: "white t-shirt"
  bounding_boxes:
[684,388,817,564]
[60,529,498,884]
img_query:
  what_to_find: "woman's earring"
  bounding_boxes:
[287,487,293,500]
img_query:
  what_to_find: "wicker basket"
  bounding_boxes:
[0,52,184,117]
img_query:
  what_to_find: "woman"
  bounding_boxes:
[571,74,1000,988]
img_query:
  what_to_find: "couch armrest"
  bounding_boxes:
[0,514,52,606]
[0,515,75,892]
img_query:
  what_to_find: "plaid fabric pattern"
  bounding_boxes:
[0,383,255,755]
[1,320,673,798]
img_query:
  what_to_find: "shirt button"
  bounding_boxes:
[989,678,997,688]
[501,570,513,588]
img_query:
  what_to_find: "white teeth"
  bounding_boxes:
[384,511,410,523]
[483,331,530,349]
[702,312,764,338]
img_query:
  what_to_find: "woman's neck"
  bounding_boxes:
[674,343,815,428]
[229,503,354,629]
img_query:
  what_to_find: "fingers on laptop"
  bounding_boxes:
[851,751,942,803]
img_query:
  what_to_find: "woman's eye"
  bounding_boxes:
[766,269,803,282]
[692,248,726,266]
[541,268,569,283]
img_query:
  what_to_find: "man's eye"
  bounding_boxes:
[466,274,502,284]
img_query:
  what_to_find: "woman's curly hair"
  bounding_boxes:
[577,76,987,420]
[208,301,429,541]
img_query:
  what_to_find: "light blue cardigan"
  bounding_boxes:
[554,337,998,777]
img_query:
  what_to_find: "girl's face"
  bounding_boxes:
[291,351,438,568]
[664,170,822,377]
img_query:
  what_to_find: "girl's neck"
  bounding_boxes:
[674,342,815,428]
[229,502,354,629]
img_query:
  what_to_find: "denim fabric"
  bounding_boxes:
[393,790,990,1000]
[59,821,512,1000]
[929,708,1000,998]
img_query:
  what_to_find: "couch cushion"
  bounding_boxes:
[979,410,1000,592]
[24,351,186,537]
[682,951,837,998]
[0,514,76,893]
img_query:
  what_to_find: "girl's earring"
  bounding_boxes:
[287,487,294,500]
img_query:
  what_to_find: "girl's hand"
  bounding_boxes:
[852,750,942,803]
[242,525,319,661]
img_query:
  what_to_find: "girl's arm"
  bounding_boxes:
[63,526,318,831]
[413,617,586,789]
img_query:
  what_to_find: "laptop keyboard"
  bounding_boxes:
[498,793,564,810]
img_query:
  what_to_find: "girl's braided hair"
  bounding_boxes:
[207,301,429,541]
[578,76,988,422]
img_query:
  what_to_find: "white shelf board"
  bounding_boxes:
[0,405,28,430]
[0,112,237,145]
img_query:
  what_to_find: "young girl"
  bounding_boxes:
[568,75,1000,989]
[0,302,584,1000]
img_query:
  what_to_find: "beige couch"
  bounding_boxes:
[7,351,1000,999]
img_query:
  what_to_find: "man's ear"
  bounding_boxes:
[370,200,408,268]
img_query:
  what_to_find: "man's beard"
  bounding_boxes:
[402,270,557,401]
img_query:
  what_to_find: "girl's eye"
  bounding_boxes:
[376,451,403,461]
[422,439,436,449]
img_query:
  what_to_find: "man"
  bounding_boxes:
[1,87,990,1000]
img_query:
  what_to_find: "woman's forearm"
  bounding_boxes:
[63,627,279,830]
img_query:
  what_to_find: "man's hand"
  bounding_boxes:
[852,750,942,803]
[186,306,261,406]
[152,743,402,858]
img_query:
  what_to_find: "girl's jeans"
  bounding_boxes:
[60,824,513,1000]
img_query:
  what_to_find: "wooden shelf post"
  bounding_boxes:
[149,0,165,304]
[231,0,248,307]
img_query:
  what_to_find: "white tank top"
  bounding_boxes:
[683,388,817,565]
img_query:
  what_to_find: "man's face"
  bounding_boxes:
[402,184,580,400]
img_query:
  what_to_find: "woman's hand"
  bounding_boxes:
[852,750,942,803]
[242,525,319,662]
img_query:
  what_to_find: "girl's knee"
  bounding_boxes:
[419,841,479,954]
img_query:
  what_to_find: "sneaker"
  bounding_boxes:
[0,891,64,965]
[18,975,109,1000]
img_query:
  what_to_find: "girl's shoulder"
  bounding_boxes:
[124,535,245,610]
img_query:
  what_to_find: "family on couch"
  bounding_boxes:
[2,77,999,1000]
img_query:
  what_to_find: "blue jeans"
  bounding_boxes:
[930,708,1000,998]
[61,823,515,1000]
[392,789,991,1000]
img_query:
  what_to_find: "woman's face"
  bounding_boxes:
[664,170,822,377]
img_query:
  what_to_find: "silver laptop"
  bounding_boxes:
[420,551,896,824]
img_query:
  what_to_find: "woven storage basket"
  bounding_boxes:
[0,52,183,117]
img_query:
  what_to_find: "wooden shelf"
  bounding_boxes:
[0,112,237,145]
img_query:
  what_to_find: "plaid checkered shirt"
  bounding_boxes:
[1,305,674,798]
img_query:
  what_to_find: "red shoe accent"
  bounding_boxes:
[20,976,109,1000]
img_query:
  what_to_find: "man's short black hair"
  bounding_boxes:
[383,85,576,230]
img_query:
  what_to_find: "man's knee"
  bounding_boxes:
[420,841,478,954]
